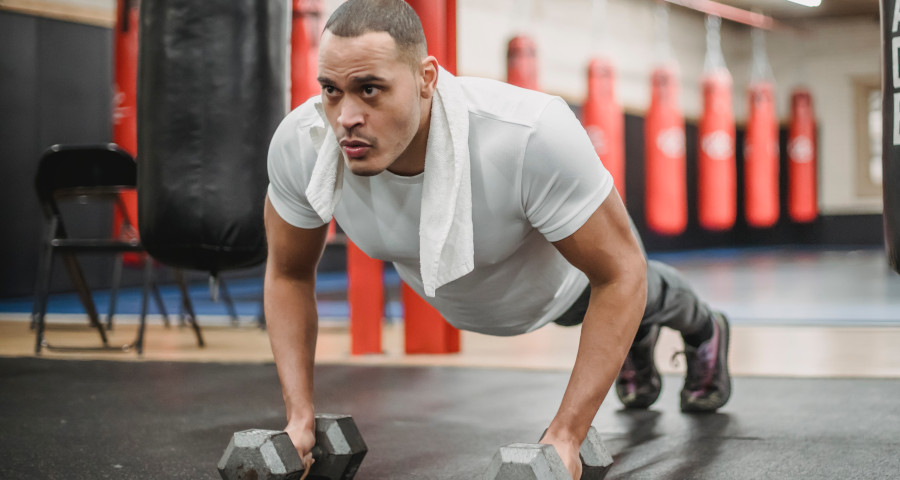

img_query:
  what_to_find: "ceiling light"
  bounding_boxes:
[785,0,822,7]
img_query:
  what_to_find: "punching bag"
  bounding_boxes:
[583,57,625,198]
[744,81,780,228]
[697,16,736,231]
[880,0,900,272]
[291,0,323,108]
[112,0,141,263]
[507,35,538,90]
[787,88,817,223]
[645,65,688,235]
[744,28,779,228]
[138,0,287,272]
[699,71,736,231]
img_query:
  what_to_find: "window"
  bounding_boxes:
[856,77,883,198]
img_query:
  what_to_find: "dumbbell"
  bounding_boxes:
[217,413,367,480]
[483,426,613,480]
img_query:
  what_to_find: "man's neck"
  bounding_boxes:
[387,97,432,176]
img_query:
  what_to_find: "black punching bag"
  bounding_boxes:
[137,0,287,273]
[883,0,900,272]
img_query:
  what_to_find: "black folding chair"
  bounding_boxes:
[31,143,204,354]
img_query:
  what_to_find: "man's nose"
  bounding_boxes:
[338,98,364,130]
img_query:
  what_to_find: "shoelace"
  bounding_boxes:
[671,344,716,390]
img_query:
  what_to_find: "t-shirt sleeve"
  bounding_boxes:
[521,97,614,242]
[266,111,328,230]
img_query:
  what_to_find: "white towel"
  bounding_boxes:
[304,67,473,297]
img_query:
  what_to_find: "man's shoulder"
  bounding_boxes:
[268,96,323,181]
[280,96,326,132]
[456,75,558,129]
[270,96,325,160]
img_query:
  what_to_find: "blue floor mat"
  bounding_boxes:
[1,270,404,322]
[5,247,900,327]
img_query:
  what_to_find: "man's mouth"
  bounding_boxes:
[340,140,372,159]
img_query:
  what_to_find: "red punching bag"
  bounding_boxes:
[112,0,141,263]
[645,66,687,235]
[698,70,737,231]
[507,35,538,90]
[787,88,817,223]
[291,0,323,109]
[744,81,780,228]
[744,28,779,228]
[697,16,735,231]
[582,57,625,198]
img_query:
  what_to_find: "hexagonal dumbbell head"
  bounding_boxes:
[482,443,571,480]
[310,414,368,480]
[579,427,613,479]
[217,429,305,480]
[218,414,367,480]
[485,426,613,480]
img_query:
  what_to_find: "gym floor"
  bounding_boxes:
[2,247,900,479]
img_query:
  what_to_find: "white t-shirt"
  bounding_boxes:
[267,74,613,336]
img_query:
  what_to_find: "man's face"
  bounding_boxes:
[318,31,423,177]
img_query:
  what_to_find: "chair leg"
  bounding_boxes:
[218,277,240,326]
[105,254,124,330]
[135,255,152,354]
[61,253,109,346]
[32,236,56,354]
[31,223,54,332]
[151,281,171,327]
[174,269,205,347]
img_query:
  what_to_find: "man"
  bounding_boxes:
[264,0,731,478]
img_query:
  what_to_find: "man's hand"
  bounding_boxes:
[285,422,316,479]
[539,432,582,480]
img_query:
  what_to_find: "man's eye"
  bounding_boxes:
[322,85,338,95]
[362,86,379,97]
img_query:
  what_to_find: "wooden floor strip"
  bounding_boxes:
[3,317,899,378]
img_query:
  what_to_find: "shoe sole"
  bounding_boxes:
[616,324,662,409]
[680,312,731,413]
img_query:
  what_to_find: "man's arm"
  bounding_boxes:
[541,189,647,479]
[263,195,329,461]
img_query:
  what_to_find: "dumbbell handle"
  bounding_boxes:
[307,444,325,463]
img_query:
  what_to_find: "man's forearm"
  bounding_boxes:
[545,272,647,444]
[265,273,319,428]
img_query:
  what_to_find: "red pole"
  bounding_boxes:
[112,0,141,263]
[399,0,461,354]
[445,0,457,74]
[347,241,384,355]
[291,0,323,108]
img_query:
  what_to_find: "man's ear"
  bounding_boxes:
[420,56,439,99]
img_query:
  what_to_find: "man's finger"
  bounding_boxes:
[298,453,314,480]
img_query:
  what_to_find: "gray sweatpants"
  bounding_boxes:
[552,222,713,338]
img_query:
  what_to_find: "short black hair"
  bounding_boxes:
[324,0,428,68]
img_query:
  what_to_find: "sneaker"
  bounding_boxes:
[615,324,662,409]
[680,312,731,413]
